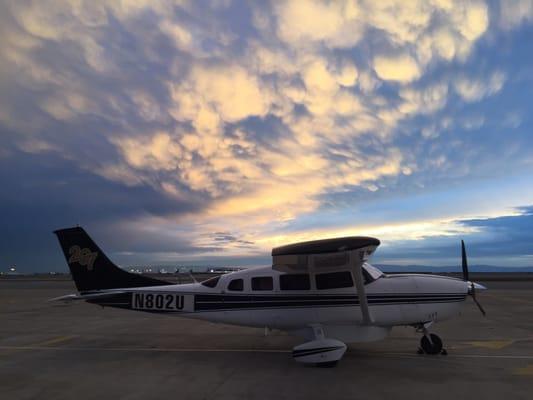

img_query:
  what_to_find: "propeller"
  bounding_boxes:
[461,240,486,316]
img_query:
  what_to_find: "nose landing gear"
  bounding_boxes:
[418,333,444,354]
[415,324,447,355]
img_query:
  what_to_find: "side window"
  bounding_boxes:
[315,271,353,290]
[251,276,273,291]
[228,278,243,291]
[280,274,310,290]
[201,276,220,288]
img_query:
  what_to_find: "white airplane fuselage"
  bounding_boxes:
[100,264,469,343]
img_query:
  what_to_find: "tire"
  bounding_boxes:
[420,334,443,355]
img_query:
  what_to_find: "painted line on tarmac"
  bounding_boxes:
[32,335,79,347]
[1,345,533,360]
[0,345,290,353]
[375,352,533,360]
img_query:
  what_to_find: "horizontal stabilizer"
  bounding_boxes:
[48,291,126,303]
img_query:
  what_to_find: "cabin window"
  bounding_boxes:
[280,274,310,290]
[228,278,243,291]
[251,276,273,291]
[315,271,353,290]
[201,276,220,288]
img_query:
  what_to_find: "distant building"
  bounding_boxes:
[4,265,21,275]
[207,267,243,274]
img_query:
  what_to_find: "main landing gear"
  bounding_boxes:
[292,325,347,367]
[415,324,447,355]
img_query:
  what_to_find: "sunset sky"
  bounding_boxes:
[1,0,533,272]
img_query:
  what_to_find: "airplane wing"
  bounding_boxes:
[272,236,380,325]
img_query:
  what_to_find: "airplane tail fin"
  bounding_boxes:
[54,227,171,293]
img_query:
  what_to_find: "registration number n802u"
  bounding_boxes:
[133,293,184,311]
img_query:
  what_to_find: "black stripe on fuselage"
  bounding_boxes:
[86,292,467,313]
[194,293,465,302]
[193,293,466,311]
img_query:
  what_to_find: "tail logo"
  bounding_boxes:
[68,245,98,270]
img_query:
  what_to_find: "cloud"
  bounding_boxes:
[498,0,533,29]
[373,54,421,83]
[0,150,208,270]
[376,205,533,266]
[16,140,59,157]
[113,131,183,172]
[176,64,271,123]
[461,115,485,130]
[40,92,96,121]
[1,0,532,271]
[336,62,359,86]
[254,213,482,254]
[112,129,255,197]
[458,1,490,41]
[273,0,362,48]
[367,0,488,67]
[458,206,533,256]
[454,71,506,102]
[302,59,339,93]
[502,112,522,128]
[399,83,449,115]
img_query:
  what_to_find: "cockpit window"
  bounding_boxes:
[201,276,220,288]
[363,263,384,281]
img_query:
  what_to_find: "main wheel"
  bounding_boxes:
[420,334,443,355]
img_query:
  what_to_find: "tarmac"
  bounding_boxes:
[1,278,533,399]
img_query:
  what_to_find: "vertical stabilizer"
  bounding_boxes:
[54,227,170,292]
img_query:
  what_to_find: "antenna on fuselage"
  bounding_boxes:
[188,269,198,284]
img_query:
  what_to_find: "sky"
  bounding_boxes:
[1,0,533,272]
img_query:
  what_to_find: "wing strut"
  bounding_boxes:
[352,251,374,325]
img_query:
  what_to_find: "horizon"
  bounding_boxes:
[4,262,533,276]
[2,1,533,272]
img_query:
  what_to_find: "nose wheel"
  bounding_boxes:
[418,333,445,355]
[415,324,447,355]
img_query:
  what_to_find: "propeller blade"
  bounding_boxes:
[473,297,487,316]
[463,242,486,316]
[461,240,469,282]
[470,282,487,316]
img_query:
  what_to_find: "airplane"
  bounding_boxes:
[51,226,486,367]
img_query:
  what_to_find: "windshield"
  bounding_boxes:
[201,276,220,288]
[363,263,384,280]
